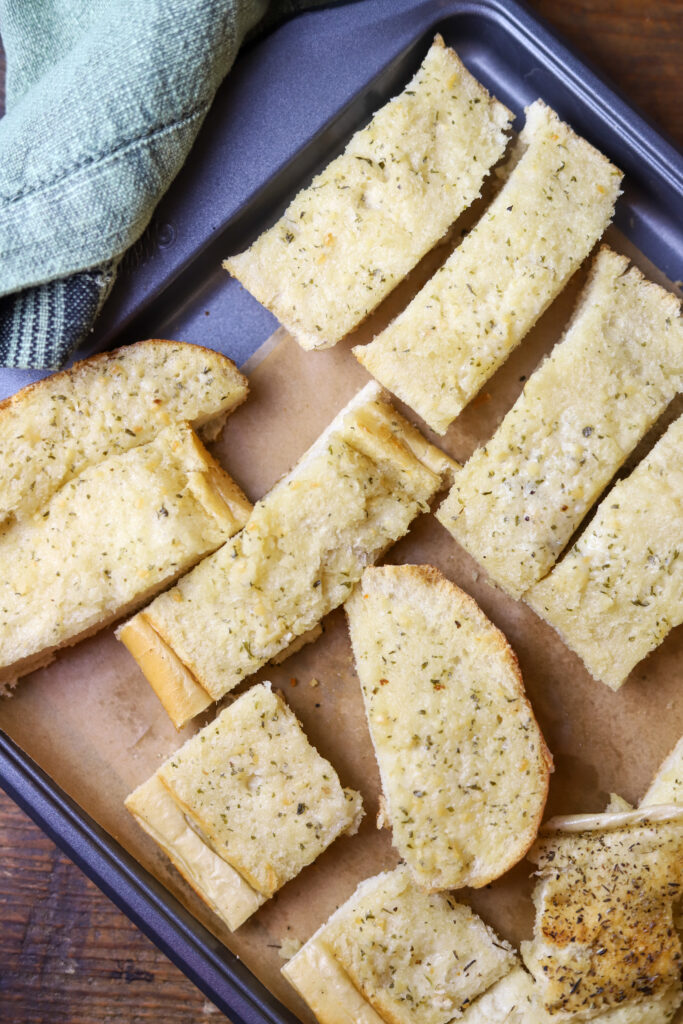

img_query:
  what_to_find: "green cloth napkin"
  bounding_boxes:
[0,0,334,369]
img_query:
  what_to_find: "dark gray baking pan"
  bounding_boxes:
[1,0,682,1019]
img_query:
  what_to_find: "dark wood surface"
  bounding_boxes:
[0,3,681,1022]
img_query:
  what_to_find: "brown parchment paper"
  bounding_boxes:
[1,222,682,1022]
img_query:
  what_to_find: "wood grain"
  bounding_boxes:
[0,4,681,1022]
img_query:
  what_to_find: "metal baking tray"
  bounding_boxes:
[1,0,682,1018]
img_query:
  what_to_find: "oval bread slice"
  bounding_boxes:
[345,564,552,890]
[0,339,248,527]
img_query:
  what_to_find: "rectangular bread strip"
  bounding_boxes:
[122,382,457,724]
[0,422,251,689]
[225,36,512,351]
[282,866,515,1024]
[355,100,622,434]
[125,775,265,932]
[157,684,363,900]
[526,414,683,690]
[437,247,683,598]
[0,339,248,527]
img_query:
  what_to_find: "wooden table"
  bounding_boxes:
[0,2,681,1021]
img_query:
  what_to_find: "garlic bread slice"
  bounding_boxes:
[226,36,512,351]
[355,100,622,434]
[345,564,552,890]
[127,683,362,928]
[0,422,250,690]
[438,247,683,598]
[523,809,683,1021]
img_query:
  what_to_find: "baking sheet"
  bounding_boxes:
[1,211,682,1020]
[1,1,683,1019]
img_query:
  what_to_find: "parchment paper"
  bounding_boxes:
[1,223,681,1021]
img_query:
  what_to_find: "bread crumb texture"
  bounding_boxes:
[438,246,683,598]
[345,564,552,890]
[355,100,622,433]
[133,384,452,716]
[225,36,512,350]
[157,683,362,899]
[0,340,247,527]
[526,413,683,689]
[284,866,515,1024]
[0,422,247,685]
[524,815,683,1021]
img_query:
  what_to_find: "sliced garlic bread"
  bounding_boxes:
[119,383,457,728]
[355,100,622,434]
[0,340,248,527]
[127,683,362,928]
[282,866,516,1024]
[225,36,512,351]
[438,247,683,598]
[345,565,552,890]
[523,808,683,1021]
[526,414,683,690]
[0,422,251,690]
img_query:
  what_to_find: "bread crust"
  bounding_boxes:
[345,564,552,890]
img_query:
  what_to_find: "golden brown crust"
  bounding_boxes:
[117,614,212,728]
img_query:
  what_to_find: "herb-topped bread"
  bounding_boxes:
[225,36,512,351]
[523,808,683,1022]
[437,247,683,598]
[0,340,248,527]
[282,866,517,1024]
[0,422,251,691]
[355,100,622,434]
[126,683,362,931]
[344,564,552,890]
[526,413,683,690]
[119,383,458,728]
